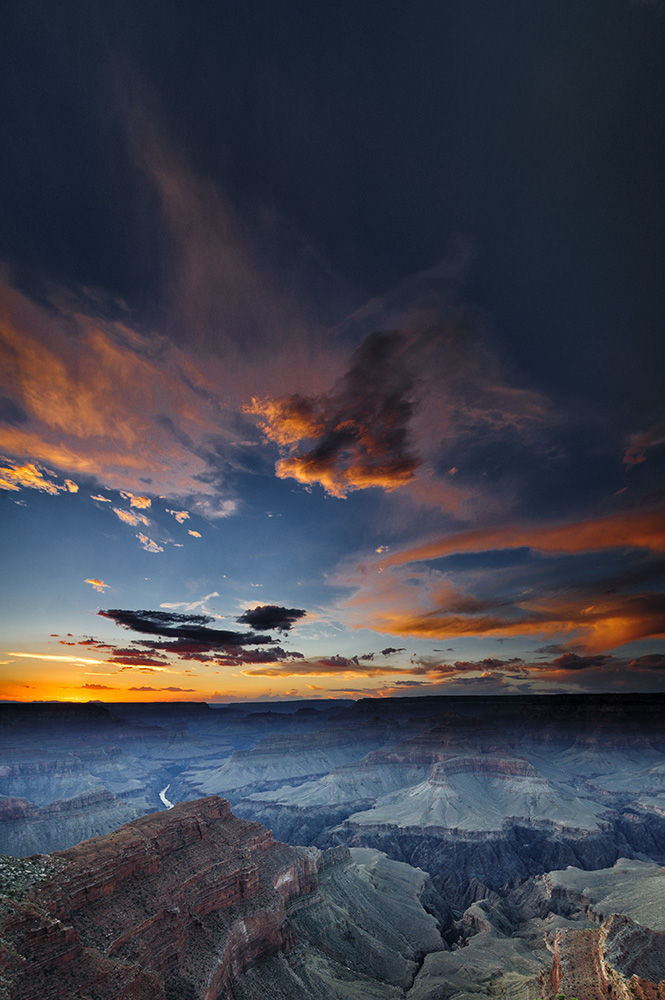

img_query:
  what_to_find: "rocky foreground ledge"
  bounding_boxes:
[0,796,444,1000]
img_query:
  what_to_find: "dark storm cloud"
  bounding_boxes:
[236,604,307,632]
[98,609,271,647]
[248,331,419,497]
[381,647,406,656]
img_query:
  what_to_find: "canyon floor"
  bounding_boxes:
[1,694,664,998]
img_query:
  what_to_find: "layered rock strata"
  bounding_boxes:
[545,859,665,1000]
[0,796,445,1000]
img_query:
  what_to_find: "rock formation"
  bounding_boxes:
[0,796,445,999]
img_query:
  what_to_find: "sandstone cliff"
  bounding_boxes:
[0,796,445,1000]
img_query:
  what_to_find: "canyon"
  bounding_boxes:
[1,694,664,998]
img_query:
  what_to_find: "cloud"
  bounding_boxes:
[159,592,221,614]
[91,494,111,502]
[338,524,665,652]
[236,604,307,632]
[85,578,110,593]
[379,505,665,568]
[0,458,76,495]
[120,491,151,508]
[127,686,196,692]
[241,654,420,678]
[98,608,273,648]
[623,422,665,465]
[188,529,201,537]
[381,646,406,656]
[246,331,420,498]
[112,507,150,527]
[0,279,237,501]
[136,533,164,553]
[626,654,665,670]
[8,652,107,665]
[81,683,114,690]
[167,509,190,523]
[548,652,612,671]
[193,498,238,520]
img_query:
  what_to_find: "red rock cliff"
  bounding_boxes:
[0,796,328,1000]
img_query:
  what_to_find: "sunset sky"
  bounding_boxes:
[1,0,664,702]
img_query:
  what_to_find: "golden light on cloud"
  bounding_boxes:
[85,578,110,592]
[380,506,665,568]
[112,507,150,527]
[120,491,152,508]
[8,652,109,665]
[188,529,202,537]
[0,459,74,495]
[168,509,190,523]
[0,281,234,500]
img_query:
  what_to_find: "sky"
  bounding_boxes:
[1,0,664,702]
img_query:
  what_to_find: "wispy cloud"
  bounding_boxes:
[8,651,107,665]
[0,280,235,501]
[112,507,150,527]
[624,422,665,465]
[85,578,110,592]
[136,533,164,553]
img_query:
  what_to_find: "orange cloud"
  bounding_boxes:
[188,529,202,537]
[246,333,419,498]
[358,594,665,651]
[0,459,76,495]
[341,557,665,652]
[381,505,665,568]
[336,506,665,653]
[120,491,151,508]
[167,509,190,523]
[91,494,111,502]
[85,578,110,592]
[0,281,233,499]
[112,507,150,527]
